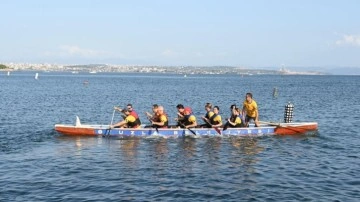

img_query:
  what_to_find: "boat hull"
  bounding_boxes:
[55,122,318,137]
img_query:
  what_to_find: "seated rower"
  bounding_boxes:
[227,107,245,128]
[203,106,222,128]
[145,104,158,120]
[110,108,141,129]
[114,103,141,125]
[181,107,197,129]
[151,106,169,128]
[174,104,186,127]
[200,103,214,128]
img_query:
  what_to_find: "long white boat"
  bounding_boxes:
[54,116,318,137]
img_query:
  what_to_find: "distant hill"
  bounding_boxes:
[0,64,9,69]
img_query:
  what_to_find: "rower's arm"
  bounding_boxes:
[186,121,197,129]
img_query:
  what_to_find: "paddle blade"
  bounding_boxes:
[223,122,229,131]
[214,127,221,135]
[188,128,196,135]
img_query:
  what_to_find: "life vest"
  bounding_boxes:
[205,111,212,119]
[183,114,196,127]
[130,110,141,125]
[152,113,169,128]
[126,115,141,128]
[209,114,220,125]
[177,111,186,125]
[229,114,243,128]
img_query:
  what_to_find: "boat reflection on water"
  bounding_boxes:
[118,138,140,158]
[178,137,197,158]
[154,138,169,158]
[229,137,264,156]
[56,136,103,156]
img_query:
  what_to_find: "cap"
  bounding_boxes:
[184,107,192,113]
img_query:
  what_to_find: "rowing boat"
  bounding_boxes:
[54,116,318,137]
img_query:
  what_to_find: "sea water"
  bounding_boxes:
[0,72,359,201]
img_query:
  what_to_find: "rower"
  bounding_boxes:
[200,103,214,128]
[208,106,222,128]
[115,103,141,125]
[174,104,185,127]
[110,108,141,129]
[181,107,197,129]
[227,107,245,128]
[150,106,169,128]
[145,104,159,121]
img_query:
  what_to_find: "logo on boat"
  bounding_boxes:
[97,130,103,134]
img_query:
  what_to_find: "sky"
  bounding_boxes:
[1,0,360,70]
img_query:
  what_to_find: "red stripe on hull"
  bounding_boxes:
[55,126,96,136]
[274,124,318,135]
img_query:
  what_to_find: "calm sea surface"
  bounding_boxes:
[0,71,359,201]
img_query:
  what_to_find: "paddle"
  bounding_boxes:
[179,123,196,136]
[147,116,159,133]
[258,121,284,127]
[203,119,221,135]
[223,122,230,131]
[105,109,116,137]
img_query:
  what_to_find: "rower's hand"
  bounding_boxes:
[109,125,114,129]
[114,106,121,111]
[227,118,230,122]
[201,116,205,120]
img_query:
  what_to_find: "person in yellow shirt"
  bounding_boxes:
[110,109,140,128]
[182,107,197,129]
[227,107,244,128]
[151,106,169,128]
[242,93,259,127]
[200,103,214,128]
[204,106,222,128]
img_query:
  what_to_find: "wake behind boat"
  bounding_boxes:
[54,116,318,137]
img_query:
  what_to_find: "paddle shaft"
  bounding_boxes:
[110,109,116,125]
[258,121,284,127]
[203,119,221,135]
[178,123,196,135]
[147,117,159,133]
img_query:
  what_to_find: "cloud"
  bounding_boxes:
[336,34,360,46]
[161,49,179,57]
[42,45,125,60]
[59,45,107,57]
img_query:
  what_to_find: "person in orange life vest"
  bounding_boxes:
[145,104,159,121]
[114,103,141,125]
[204,106,222,128]
[242,93,259,127]
[110,109,141,129]
[200,103,214,128]
[175,104,185,127]
[182,107,197,129]
[151,106,169,128]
